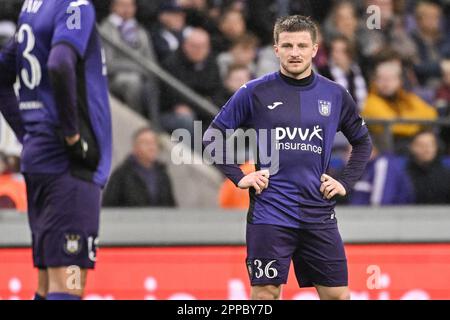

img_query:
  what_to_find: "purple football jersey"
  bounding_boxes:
[212,72,368,228]
[15,0,111,186]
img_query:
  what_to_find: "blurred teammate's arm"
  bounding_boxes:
[0,39,25,143]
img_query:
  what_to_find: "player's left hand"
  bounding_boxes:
[65,134,99,171]
[320,174,346,200]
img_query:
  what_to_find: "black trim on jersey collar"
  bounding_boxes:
[279,70,315,87]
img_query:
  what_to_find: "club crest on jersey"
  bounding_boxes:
[318,100,331,117]
[64,234,82,255]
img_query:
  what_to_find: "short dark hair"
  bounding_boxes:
[273,15,318,44]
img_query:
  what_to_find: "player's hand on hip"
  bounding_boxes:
[65,134,80,146]
[320,174,346,200]
[66,134,100,171]
[237,170,270,195]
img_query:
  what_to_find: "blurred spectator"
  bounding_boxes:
[161,27,222,132]
[323,1,362,54]
[0,21,15,49]
[411,0,450,88]
[435,58,450,114]
[5,154,20,173]
[211,8,247,53]
[216,33,258,80]
[0,152,27,212]
[100,0,160,119]
[255,45,279,78]
[219,162,254,209]
[312,28,329,71]
[0,0,22,22]
[103,128,176,207]
[151,2,187,61]
[135,0,166,31]
[214,64,252,107]
[406,130,450,204]
[349,145,415,205]
[92,0,112,22]
[288,0,335,24]
[178,0,220,33]
[0,152,6,174]
[358,0,417,65]
[362,52,437,151]
[218,0,246,12]
[319,35,367,109]
[246,0,334,46]
[322,0,363,76]
[246,0,288,46]
[435,58,450,153]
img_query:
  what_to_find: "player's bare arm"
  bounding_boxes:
[320,173,346,200]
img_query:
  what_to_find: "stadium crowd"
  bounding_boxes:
[0,0,449,208]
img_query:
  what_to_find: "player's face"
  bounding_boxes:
[275,31,318,79]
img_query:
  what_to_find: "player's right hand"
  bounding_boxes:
[237,170,270,195]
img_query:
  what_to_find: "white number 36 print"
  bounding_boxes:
[254,259,278,279]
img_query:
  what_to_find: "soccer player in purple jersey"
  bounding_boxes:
[0,0,112,300]
[203,15,372,300]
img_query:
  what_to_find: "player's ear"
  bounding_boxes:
[274,44,280,58]
[312,43,319,58]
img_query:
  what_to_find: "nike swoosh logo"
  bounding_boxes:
[267,102,283,110]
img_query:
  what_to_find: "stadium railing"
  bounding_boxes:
[97,25,220,126]
[365,118,450,152]
[1,206,450,246]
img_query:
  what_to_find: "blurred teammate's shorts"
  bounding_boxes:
[246,223,348,287]
[25,172,100,269]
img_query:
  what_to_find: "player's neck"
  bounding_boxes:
[279,69,315,87]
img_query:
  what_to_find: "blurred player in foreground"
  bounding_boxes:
[203,15,372,300]
[0,0,112,300]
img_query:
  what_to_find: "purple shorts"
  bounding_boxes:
[246,223,348,288]
[25,172,101,269]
